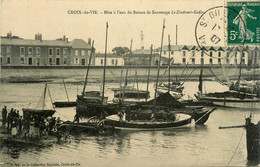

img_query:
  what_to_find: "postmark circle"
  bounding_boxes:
[195,6,246,59]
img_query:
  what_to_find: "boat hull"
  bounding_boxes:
[195,95,260,109]
[106,113,192,131]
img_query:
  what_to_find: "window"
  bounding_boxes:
[218,59,221,65]
[81,59,85,65]
[20,47,25,55]
[7,57,11,64]
[49,58,53,65]
[226,58,229,64]
[192,58,195,64]
[182,58,186,64]
[201,58,204,64]
[36,58,40,65]
[7,46,11,53]
[183,51,186,57]
[210,59,213,64]
[81,50,85,56]
[56,58,60,65]
[36,47,40,55]
[28,58,33,65]
[115,59,118,65]
[111,59,115,65]
[20,57,25,64]
[74,58,79,64]
[64,58,67,65]
[101,59,103,65]
[75,50,78,56]
[28,47,33,55]
[56,48,60,56]
[218,52,221,58]
[209,52,212,57]
[63,48,67,55]
[171,51,174,55]
[49,48,53,56]
[192,51,195,57]
[164,51,167,55]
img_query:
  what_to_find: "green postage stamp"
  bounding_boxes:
[227,1,260,45]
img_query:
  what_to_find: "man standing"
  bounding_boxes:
[2,106,7,126]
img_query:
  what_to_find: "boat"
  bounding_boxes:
[112,86,150,102]
[112,40,150,103]
[106,112,192,130]
[53,78,76,107]
[76,24,116,117]
[195,56,260,109]
[22,84,55,119]
[156,35,184,100]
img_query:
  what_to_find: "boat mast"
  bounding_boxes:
[122,39,133,103]
[153,19,165,106]
[236,48,243,91]
[82,40,95,95]
[145,45,153,102]
[198,63,203,95]
[63,78,70,102]
[43,83,47,110]
[168,35,171,92]
[101,22,108,103]
[135,62,140,101]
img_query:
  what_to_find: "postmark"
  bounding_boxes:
[195,6,246,59]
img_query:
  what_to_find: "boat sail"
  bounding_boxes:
[22,83,55,119]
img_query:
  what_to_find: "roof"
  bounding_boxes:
[70,39,91,49]
[159,45,259,51]
[132,49,151,54]
[1,38,71,47]
[95,53,123,58]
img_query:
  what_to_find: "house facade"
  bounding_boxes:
[156,45,260,66]
[0,32,93,66]
[95,53,124,66]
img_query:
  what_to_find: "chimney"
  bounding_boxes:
[88,38,91,45]
[35,33,42,41]
[7,31,12,39]
[63,35,66,41]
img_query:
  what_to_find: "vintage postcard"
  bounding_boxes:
[0,0,259,166]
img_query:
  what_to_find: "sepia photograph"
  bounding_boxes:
[0,0,260,166]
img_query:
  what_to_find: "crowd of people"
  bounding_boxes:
[1,106,62,139]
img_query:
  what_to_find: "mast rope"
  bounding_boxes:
[209,68,229,86]
[226,129,245,167]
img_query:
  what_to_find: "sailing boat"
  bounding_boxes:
[112,40,150,103]
[195,48,260,109]
[106,20,193,130]
[22,83,56,120]
[76,23,116,117]
[156,34,184,100]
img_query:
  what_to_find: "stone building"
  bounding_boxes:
[95,53,124,66]
[0,32,92,66]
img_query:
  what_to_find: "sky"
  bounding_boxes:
[0,0,239,52]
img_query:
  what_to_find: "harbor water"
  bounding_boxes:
[0,69,260,167]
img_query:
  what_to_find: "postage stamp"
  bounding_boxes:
[227,1,260,45]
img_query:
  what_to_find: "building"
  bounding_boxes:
[156,45,260,66]
[95,53,124,66]
[0,32,93,66]
[123,48,169,66]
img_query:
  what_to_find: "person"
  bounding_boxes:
[73,113,82,123]
[2,106,7,126]
[233,4,257,42]
[17,116,23,134]
[29,119,35,138]
[125,107,131,122]
[11,119,17,138]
